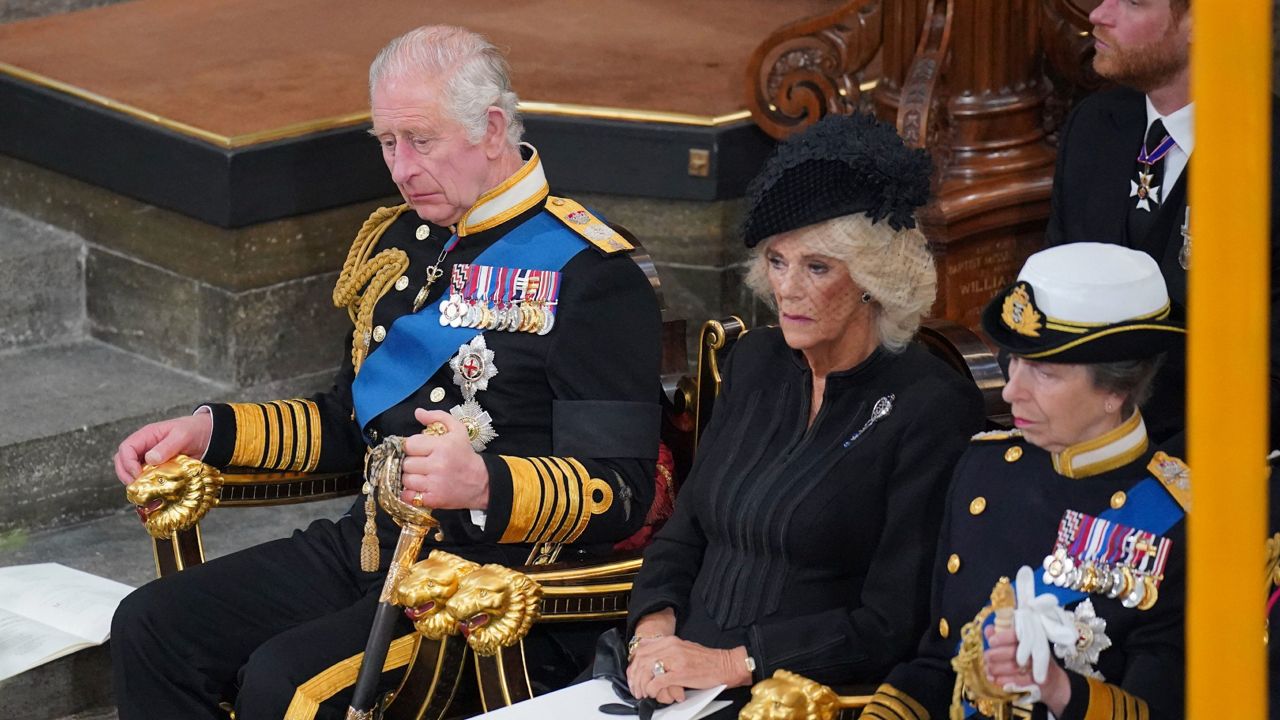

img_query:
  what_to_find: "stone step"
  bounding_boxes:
[0,207,85,352]
[0,496,355,720]
[0,338,230,535]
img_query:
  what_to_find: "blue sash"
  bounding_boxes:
[958,474,1184,717]
[351,211,586,431]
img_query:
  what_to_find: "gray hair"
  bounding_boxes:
[369,25,524,147]
[1086,356,1164,417]
[744,213,937,352]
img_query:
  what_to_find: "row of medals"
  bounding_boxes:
[1042,547,1159,611]
[439,293,555,335]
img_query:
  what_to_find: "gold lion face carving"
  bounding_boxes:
[395,551,480,640]
[125,455,222,539]
[739,670,839,720]
[445,564,542,656]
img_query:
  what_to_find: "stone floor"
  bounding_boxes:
[0,494,355,720]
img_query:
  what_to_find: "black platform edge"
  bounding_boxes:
[0,72,775,228]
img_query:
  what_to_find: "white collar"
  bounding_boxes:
[457,143,549,237]
[1144,96,1195,156]
[1051,411,1150,479]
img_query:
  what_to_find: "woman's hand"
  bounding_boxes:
[984,626,1071,716]
[627,634,752,704]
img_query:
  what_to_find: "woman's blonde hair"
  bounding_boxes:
[745,213,937,353]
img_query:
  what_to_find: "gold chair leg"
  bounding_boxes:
[472,641,534,712]
[383,636,469,720]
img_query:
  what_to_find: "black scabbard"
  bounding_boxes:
[346,523,429,719]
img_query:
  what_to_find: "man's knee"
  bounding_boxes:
[236,633,323,719]
[111,580,179,651]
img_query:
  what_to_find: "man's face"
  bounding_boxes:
[1089,0,1190,93]
[371,76,499,226]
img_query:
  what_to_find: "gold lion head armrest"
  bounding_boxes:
[395,551,480,640]
[740,669,872,720]
[125,455,223,539]
[393,551,544,656]
[446,564,543,656]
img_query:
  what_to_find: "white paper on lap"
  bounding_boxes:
[473,679,727,719]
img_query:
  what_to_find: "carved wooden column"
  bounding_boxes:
[747,0,1096,329]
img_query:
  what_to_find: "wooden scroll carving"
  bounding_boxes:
[896,0,954,163]
[745,0,884,140]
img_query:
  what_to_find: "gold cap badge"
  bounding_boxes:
[1001,283,1042,337]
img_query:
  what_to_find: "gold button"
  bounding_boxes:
[429,387,445,403]
[395,275,409,291]
[1004,446,1023,463]
[947,554,961,574]
[372,325,386,342]
[415,225,430,240]
[1111,491,1127,509]
[939,618,950,638]
[969,497,987,515]
[551,198,566,206]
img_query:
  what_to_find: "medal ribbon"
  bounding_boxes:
[1136,135,1177,167]
[352,211,590,431]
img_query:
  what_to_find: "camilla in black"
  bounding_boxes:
[623,113,985,710]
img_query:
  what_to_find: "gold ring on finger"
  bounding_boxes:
[412,491,424,507]
[423,421,449,436]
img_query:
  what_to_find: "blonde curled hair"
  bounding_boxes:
[745,213,937,353]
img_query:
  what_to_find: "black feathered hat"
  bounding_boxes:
[741,113,932,247]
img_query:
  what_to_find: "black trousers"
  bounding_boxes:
[111,513,414,720]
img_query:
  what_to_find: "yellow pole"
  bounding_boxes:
[1187,0,1270,716]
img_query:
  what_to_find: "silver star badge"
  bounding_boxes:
[449,335,497,400]
[450,399,498,452]
[1053,598,1112,679]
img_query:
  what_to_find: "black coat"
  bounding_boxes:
[627,328,984,692]
[203,196,663,568]
[864,430,1187,720]
[1046,86,1280,450]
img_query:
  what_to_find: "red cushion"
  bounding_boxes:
[613,442,677,552]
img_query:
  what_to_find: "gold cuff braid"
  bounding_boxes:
[862,683,930,720]
[498,456,614,544]
[1082,677,1149,720]
[227,400,321,470]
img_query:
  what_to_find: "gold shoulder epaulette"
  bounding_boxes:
[544,196,633,255]
[970,428,1023,442]
[1148,450,1191,512]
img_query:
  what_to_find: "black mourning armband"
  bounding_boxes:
[552,400,660,460]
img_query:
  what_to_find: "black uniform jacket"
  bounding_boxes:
[627,327,985,688]
[202,149,662,569]
[1046,86,1280,448]
[863,420,1187,720]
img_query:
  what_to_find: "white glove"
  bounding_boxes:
[1011,565,1077,684]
